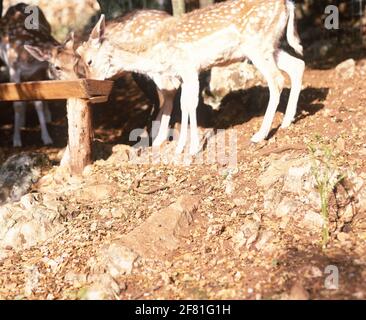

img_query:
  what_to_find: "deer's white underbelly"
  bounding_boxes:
[177,26,244,71]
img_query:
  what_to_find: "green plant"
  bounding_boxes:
[308,136,345,248]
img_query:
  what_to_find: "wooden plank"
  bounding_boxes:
[88,96,109,104]
[83,80,114,97]
[0,79,113,101]
[66,98,93,175]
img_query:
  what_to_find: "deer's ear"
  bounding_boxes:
[24,45,51,62]
[64,31,75,50]
[90,14,105,44]
[76,44,84,57]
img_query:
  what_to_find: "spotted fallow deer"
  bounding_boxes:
[25,32,85,80]
[78,0,305,155]
[0,3,60,147]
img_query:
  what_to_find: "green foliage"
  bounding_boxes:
[307,136,346,248]
[97,0,170,19]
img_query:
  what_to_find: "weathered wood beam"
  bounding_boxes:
[0,79,113,101]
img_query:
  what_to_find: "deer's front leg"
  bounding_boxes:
[152,89,176,147]
[10,68,24,147]
[34,101,53,145]
[13,101,25,147]
[175,74,200,155]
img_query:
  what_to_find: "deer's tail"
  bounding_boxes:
[286,0,303,55]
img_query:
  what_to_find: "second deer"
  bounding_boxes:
[0,3,60,147]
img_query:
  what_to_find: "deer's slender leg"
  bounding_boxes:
[13,101,25,147]
[18,103,26,128]
[188,81,200,155]
[276,50,305,128]
[176,74,200,155]
[152,88,176,146]
[9,68,24,147]
[250,53,284,143]
[43,102,52,123]
[34,101,53,145]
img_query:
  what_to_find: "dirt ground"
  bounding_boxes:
[0,38,366,300]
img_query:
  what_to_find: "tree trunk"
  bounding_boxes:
[199,0,213,8]
[96,0,126,19]
[171,0,185,16]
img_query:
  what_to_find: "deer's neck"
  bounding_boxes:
[107,41,169,75]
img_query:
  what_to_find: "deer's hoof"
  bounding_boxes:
[280,118,294,129]
[13,139,22,148]
[42,135,53,146]
[250,132,266,143]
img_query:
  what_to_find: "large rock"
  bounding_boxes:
[119,195,200,259]
[0,153,50,205]
[258,156,312,189]
[0,193,62,258]
[202,61,261,110]
[259,155,331,233]
[259,154,363,236]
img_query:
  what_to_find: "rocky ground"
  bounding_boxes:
[0,40,366,299]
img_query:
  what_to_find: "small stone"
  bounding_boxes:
[335,59,356,79]
[90,222,98,232]
[234,272,242,281]
[20,194,39,210]
[111,207,127,219]
[336,137,346,151]
[207,224,225,237]
[97,242,138,277]
[337,232,350,242]
[353,291,365,299]
[275,198,298,217]
[289,282,309,300]
[82,274,120,300]
[343,205,354,223]
[255,231,274,251]
[233,197,246,207]
[303,211,324,231]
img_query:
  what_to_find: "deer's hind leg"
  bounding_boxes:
[43,102,52,123]
[34,101,53,145]
[9,67,25,147]
[13,101,26,147]
[175,73,200,155]
[249,52,285,143]
[152,89,176,147]
[275,49,305,128]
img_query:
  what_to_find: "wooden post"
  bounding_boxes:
[0,79,113,174]
[172,0,185,16]
[66,98,93,175]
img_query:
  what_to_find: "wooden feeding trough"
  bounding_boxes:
[0,79,114,175]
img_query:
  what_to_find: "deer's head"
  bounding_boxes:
[25,32,84,80]
[76,15,115,80]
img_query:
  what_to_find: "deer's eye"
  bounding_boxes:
[55,65,61,71]
[87,59,92,66]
